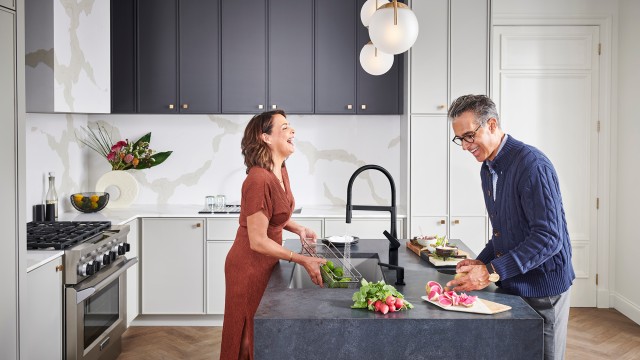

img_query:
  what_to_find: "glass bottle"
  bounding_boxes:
[45,172,58,219]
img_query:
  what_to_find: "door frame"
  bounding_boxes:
[491,14,614,308]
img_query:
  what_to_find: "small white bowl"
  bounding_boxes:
[415,236,438,248]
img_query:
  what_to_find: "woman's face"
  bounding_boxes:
[264,114,295,158]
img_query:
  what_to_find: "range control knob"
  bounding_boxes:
[117,244,126,255]
[77,263,88,276]
[110,251,117,262]
[86,262,96,276]
[94,261,101,272]
[102,253,111,265]
[124,243,131,252]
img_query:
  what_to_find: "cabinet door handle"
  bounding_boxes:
[437,104,446,110]
[168,104,175,110]
[440,219,446,225]
[453,219,460,225]
[182,104,189,109]
[55,265,64,272]
[196,223,202,228]
[258,104,264,109]
[272,104,277,109]
[361,104,367,110]
[347,104,353,110]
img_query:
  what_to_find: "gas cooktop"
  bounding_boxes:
[26,221,112,250]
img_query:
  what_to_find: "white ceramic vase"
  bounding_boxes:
[95,170,139,208]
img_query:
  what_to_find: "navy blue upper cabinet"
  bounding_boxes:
[221,0,313,114]
[315,0,357,114]
[112,0,220,114]
[356,0,402,114]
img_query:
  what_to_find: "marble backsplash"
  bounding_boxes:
[25,113,401,219]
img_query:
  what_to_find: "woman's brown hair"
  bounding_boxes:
[241,110,286,174]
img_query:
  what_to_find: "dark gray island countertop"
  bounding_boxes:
[255,239,543,359]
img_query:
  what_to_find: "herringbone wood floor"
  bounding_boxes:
[117,308,640,359]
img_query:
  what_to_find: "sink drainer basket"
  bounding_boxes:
[300,239,362,288]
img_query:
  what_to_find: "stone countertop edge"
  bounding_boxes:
[26,250,64,273]
[254,240,544,358]
[55,204,407,225]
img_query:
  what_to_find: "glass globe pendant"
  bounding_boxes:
[359,41,394,76]
[360,0,389,27]
[368,0,419,55]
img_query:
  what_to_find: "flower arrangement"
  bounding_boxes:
[78,125,172,171]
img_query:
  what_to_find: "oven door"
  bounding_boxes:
[65,257,138,360]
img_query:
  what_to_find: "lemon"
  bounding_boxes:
[90,195,99,202]
[90,202,98,209]
[73,194,83,201]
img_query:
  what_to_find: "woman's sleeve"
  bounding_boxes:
[242,172,273,219]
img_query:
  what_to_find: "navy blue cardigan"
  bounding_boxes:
[476,135,575,298]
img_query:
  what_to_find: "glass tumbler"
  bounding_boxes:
[215,195,226,211]
[205,195,216,211]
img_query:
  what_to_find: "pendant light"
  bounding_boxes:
[360,0,389,27]
[368,0,419,55]
[360,41,394,75]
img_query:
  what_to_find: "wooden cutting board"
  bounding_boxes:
[406,241,469,267]
[421,296,512,315]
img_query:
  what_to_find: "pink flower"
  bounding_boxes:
[111,140,127,152]
[124,154,134,163]
[107,151,116,161]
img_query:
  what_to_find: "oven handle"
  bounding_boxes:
[76,257,138,304]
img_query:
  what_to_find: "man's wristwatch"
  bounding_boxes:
[486,262,500,282]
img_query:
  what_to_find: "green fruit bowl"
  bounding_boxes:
[70,192,110,213]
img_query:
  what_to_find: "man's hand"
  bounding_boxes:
[446,263,491,292]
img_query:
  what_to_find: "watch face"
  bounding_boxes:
[489,273,500,282]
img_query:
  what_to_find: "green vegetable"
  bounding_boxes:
[326,260,335,270]
[351,279,414,310]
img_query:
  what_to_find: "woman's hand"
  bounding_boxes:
[298,255,326,287]
[299,227,317,244]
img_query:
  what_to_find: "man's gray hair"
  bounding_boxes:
[448,94,500,128]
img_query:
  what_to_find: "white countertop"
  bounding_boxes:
[56,204,407,225]
[26,250,64,273]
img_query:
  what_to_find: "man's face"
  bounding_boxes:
[451,110,500,162]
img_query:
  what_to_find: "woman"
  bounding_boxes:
[220,110,326,360]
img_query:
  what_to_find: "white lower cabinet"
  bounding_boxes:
[125,219,139,325]
[26,257,63,360]
[142,218,205,314]
[449,216,487,257]
[325,219,404,239]
[206,241,233,314]
[410,216,448,239]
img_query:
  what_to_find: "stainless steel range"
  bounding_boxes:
[27,221,138,360]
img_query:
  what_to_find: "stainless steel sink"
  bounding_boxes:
[288,253,385,289]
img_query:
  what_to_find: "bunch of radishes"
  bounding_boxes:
[351,279,414,314]
[426,281,477,307]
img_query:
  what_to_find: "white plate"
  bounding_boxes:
[325,235,357,244]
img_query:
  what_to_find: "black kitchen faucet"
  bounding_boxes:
[346,165,404,285]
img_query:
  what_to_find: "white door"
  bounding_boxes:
[492,26,600,306]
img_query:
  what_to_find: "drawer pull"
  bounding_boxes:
[55,265,64,272]
[258,104,264,109]
[168,104,174,110]
[196,223,202,228]
[440,219,445,225]
[453,219,460,225]
[347,104,353,110]
[182,104,189,109]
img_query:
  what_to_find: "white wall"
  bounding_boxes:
[26,113,401,214]
[614,0,640,325]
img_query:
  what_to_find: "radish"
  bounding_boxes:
[374,300,382,312]
[385,295,396,307]
[379,303,389,314]
[394,297,404,309]
[367,299,374,306]
[388,304,396,312]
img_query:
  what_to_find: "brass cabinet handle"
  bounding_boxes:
[196,223,202,228]
[258,104,264,109]
[440,219,446,225]
[168,104,175,110]
[437,104,446,110]
[55,265,64,272]
[182,104,189,109]
[453,219,460,225]
[361,104,367,110]
[347,104,353,110]
[272,104,277,109]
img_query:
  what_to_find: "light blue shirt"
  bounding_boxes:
[485,134,508,201]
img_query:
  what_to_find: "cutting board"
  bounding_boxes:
[406,241,468,267]
[421,296,512,315]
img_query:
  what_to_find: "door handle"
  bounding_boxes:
[453,219,460,225]
[168,104,175,110]
[440,219,446,225]
[182,104,189,109]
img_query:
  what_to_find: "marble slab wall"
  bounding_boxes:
[25,0,110,113]
[25,113,401,216]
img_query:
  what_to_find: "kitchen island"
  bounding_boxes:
[255,239,543,359]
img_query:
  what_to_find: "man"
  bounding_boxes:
[445,94,575,360]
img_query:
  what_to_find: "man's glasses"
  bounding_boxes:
[451,123,482,146]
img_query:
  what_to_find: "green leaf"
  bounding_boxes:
[133,132,151,148]
[135,151,172,170]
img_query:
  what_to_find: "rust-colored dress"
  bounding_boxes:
[220,165,294,360]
